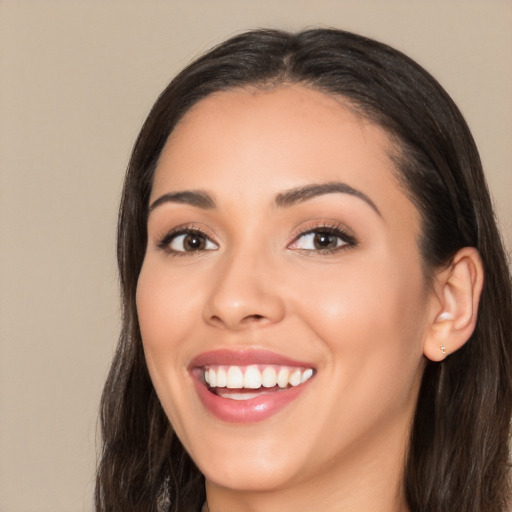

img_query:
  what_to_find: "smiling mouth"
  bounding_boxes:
[189,350,316,422]
[202,365,315,400]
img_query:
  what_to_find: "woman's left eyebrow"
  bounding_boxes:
[275,182,381,217]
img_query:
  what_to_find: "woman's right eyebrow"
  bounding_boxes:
[148,190,216,212]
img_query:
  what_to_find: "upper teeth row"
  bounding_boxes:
[203,365,314,389]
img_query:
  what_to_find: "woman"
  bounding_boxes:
[95,29,512,512]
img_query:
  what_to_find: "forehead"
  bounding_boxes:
[160,85,383,166]
[152,85,415,224]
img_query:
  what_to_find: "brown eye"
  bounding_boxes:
[312,232,339,250]
[166,231,218,253]
[183,233,207,251]
[288,227,356,253]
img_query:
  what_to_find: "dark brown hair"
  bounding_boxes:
[96,29,512,512]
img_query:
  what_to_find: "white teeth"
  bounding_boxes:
[262,366,277,388]
[208,368,216,387]
[301,368,314,383]
[216,367,227,388]
[244,365,262,389]
[289,369,302,387]
[226,366,244,388]
[203,365,314,390]
[216,390,262,401]
[277,368,290,388]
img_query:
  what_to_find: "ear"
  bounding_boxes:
[423,247,484,362]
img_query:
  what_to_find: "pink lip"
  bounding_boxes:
[189,349,312,368]
[189,350,315,423]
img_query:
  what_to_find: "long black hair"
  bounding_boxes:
[96,29,512,512]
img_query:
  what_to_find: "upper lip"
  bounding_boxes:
[189,349,315,370]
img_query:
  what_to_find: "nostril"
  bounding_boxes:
[245,314,264,322]
[209,313,268,329]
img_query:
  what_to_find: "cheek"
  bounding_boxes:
[135,258,204,422]
[136,259,203,431]
[136,259,203,350]
[288,254,428,370]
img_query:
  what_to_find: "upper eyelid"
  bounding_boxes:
[288,223,358,250]
[157,224,218,247]
[289,221,356,242]
[156,222,214,238]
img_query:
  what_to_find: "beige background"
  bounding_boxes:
[0,1,510,511]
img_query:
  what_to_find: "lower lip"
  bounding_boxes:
[192,376,309,423]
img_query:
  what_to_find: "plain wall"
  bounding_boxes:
[0,1,510,510]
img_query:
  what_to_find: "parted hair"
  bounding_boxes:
[96,28,512,512]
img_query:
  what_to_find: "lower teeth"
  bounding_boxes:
[214,387,283,401]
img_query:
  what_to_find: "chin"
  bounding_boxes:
[200,454,302,492]
[174,415,316,493]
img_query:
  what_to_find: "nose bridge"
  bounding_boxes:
[204,241,284,329]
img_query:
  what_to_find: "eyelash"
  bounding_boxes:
[157,223,357,256]
[289,224,357,255]
[157,226,218,256]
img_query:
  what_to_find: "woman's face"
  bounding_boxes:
[137,85,435,494]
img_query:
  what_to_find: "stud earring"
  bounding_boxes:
[440,344,447,355]
[438,312,453,321]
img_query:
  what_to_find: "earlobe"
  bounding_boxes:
[423,247,484,362]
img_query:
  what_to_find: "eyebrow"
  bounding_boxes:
[149,190,216,212]
[275,182,381,216]
[148,181,380,216]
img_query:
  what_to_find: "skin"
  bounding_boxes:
[136,85,447,512]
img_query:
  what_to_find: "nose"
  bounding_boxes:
[203,250,286,330]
